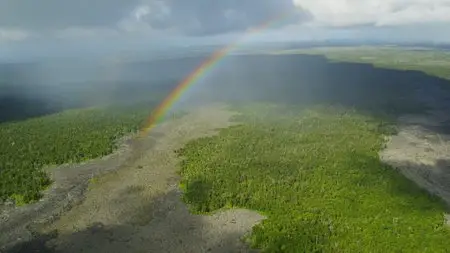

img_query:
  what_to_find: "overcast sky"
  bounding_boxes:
[1,0,450,59]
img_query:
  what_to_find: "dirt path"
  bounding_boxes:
[380,84,450,208]
[2,104,264,253]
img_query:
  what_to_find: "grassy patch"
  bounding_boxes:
[177,104,450,252]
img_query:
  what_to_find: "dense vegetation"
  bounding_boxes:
[177,104,450,252]
[1,47,449,210]
[0,103,154,203]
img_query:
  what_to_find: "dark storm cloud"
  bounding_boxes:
[142,0,312,35]
[0,0,139,30]
[0,0,310,36]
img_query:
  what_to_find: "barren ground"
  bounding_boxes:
[380,83,450,213]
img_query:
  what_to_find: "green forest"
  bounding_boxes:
[178,104,450,252]
[2,46,450,208]
[0,104,153,204]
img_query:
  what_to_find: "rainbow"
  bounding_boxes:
[140,12,293,136]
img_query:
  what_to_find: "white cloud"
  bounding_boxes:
[117,1,175,34]
[134,5,151,21]
[294,0,450,27]
[0,28,30,42]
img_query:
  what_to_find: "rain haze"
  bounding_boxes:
[1,0,450,120]
[3,1,450,252]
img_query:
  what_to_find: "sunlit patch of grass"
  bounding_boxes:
[10,193,28,207]
[177,103,450,252]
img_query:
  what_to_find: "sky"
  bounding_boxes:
[1,0,450,60]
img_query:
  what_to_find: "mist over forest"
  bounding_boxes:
[1,47,449,124]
